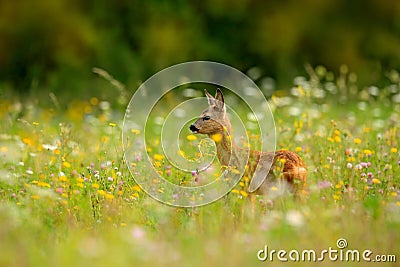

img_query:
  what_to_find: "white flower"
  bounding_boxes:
[347,163,353,169]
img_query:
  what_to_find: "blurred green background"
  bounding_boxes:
[1,0,399,99]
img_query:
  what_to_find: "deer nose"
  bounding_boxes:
[190,124,199,133]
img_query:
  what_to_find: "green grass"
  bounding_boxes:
[0,71,399,267]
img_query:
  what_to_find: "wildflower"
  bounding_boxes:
[131,129,141,135]
[295,146,302,152]
[363,149,373,157]
[191,170,197,177]
[354,138,361,144]
[318,181,331,189]
[231,189,240,194]
[109,122,116,127]
[372,178,381,184]
[128,186,140,194]
[186,134,197,141]
[240,190,248,197]
[97,190,106,195]
[32,122,39,126]
[285,210,304,227]
[105,193,114,199]
[391,147,398,153]
[153,154,164,161]
[211,133,222,143]
[92,183,100,189]
[22,138,33,146]
[26,169,33,175]
[42,144,57,151]
[347,163,353,169]
[62,161,71,168]
[55,188,63,194]
[334,136,341,143]
[107,177,113,182]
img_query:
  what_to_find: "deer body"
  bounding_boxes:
[190,89,306,194]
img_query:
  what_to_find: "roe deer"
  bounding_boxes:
[189,89,306,195]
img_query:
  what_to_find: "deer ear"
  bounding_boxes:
[204,89,215,106]
[215,89,225,110]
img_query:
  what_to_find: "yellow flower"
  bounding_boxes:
[391,147,398,153]
[231,189,240,194]
[154,161,162,168]
[334,130,340,136]
[132,185,141,192]
[347,157,355,162]
[354,138,361,144]
[90,97,99,106]
[211,133,222,143]
[31,195,40,200]
[153,154,164,161]
[105,193,114,199]
[333,195,340,200]
[37,181,50,188]
[240,190,248,197]
[76,183,84,188]
[186,134,197,141]
[22,138,34,146]
[58,176,68,182]
[372,178,381,184]
[334,136,341,143]
[62,161,71,168]
[32,122,39,126]
[178,150,185,157]
[92,183,100,189]
[295,146,302,152]
[109,122,116,127]
[363,149,373,155]
[97,190,106,195]
[131,129,141,135]
[271,186,278,191]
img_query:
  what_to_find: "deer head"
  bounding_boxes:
[189,89,232,136]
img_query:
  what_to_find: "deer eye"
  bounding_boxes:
[203,116,211,121]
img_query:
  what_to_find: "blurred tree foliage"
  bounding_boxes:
[0,0,399,97]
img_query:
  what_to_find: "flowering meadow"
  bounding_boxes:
[1,67,399,266]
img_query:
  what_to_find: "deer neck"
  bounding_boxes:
[210,119,240,167]
[214,132,234,167]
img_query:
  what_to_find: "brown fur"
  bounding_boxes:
[190,89,307,193]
